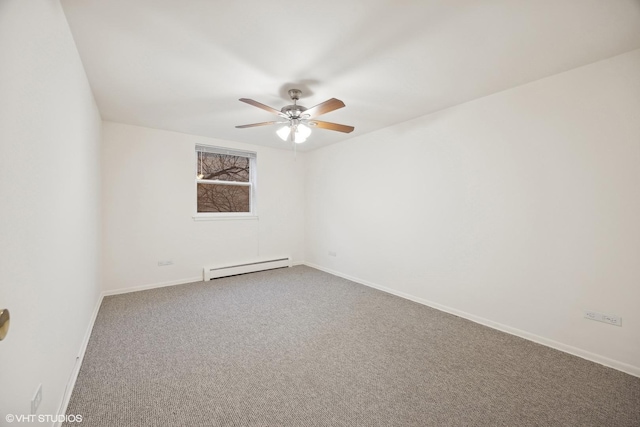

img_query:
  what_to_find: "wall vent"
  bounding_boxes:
[203,257,291,281]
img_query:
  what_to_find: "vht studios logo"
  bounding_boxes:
[5,414,83,423]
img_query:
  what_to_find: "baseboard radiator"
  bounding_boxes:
[203,257,291,281]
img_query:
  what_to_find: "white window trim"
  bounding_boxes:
[193,145,258,221]
[193,213,258,221]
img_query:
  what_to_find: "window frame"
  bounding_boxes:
[192,145,257,221]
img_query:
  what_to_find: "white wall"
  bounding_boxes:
[101,122,305,292]
[0,0,102,420]
[305,49,640,373]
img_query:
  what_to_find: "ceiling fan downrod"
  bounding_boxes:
[281,89,306,119]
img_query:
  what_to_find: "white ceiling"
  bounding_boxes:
[61,0,640,152]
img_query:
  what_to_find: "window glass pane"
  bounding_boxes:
[197,183,250,213]
[197,152,249,182]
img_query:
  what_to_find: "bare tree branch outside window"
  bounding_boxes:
[197,153,251,213]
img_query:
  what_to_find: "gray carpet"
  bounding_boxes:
[65,266,640,426]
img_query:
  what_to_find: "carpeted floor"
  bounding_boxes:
[64,266,640,426]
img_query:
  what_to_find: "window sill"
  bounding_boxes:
[193,214,258,221]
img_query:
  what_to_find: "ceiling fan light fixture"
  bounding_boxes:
[276,125,291,141]
[296,123,311,143]
[277,123,311,143]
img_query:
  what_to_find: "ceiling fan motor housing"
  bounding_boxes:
[281,104,307,118]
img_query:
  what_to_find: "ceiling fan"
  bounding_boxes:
[235,89,354,143]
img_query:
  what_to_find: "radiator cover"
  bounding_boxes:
[203,257,291,280]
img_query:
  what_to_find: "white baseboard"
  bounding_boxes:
[103,265,305,296]
[303,262,640,378]
[103,276,203,296]
[55,291,104,427]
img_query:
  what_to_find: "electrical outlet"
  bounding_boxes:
[328,251,337,257]
[157,260,173,266]
[31,383,42,415]
[584,310,621,327]
[601,314,621,326]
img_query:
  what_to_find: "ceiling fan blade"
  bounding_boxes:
[235,121,285,129]
[239,98,286,117]
[308,120,354,133]
[303,98,346,118]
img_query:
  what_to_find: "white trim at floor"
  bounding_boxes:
[304,262,640,378]
[103,276,204,297]
[55,292,103,427]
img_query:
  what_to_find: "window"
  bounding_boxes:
[195,145,256,218]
